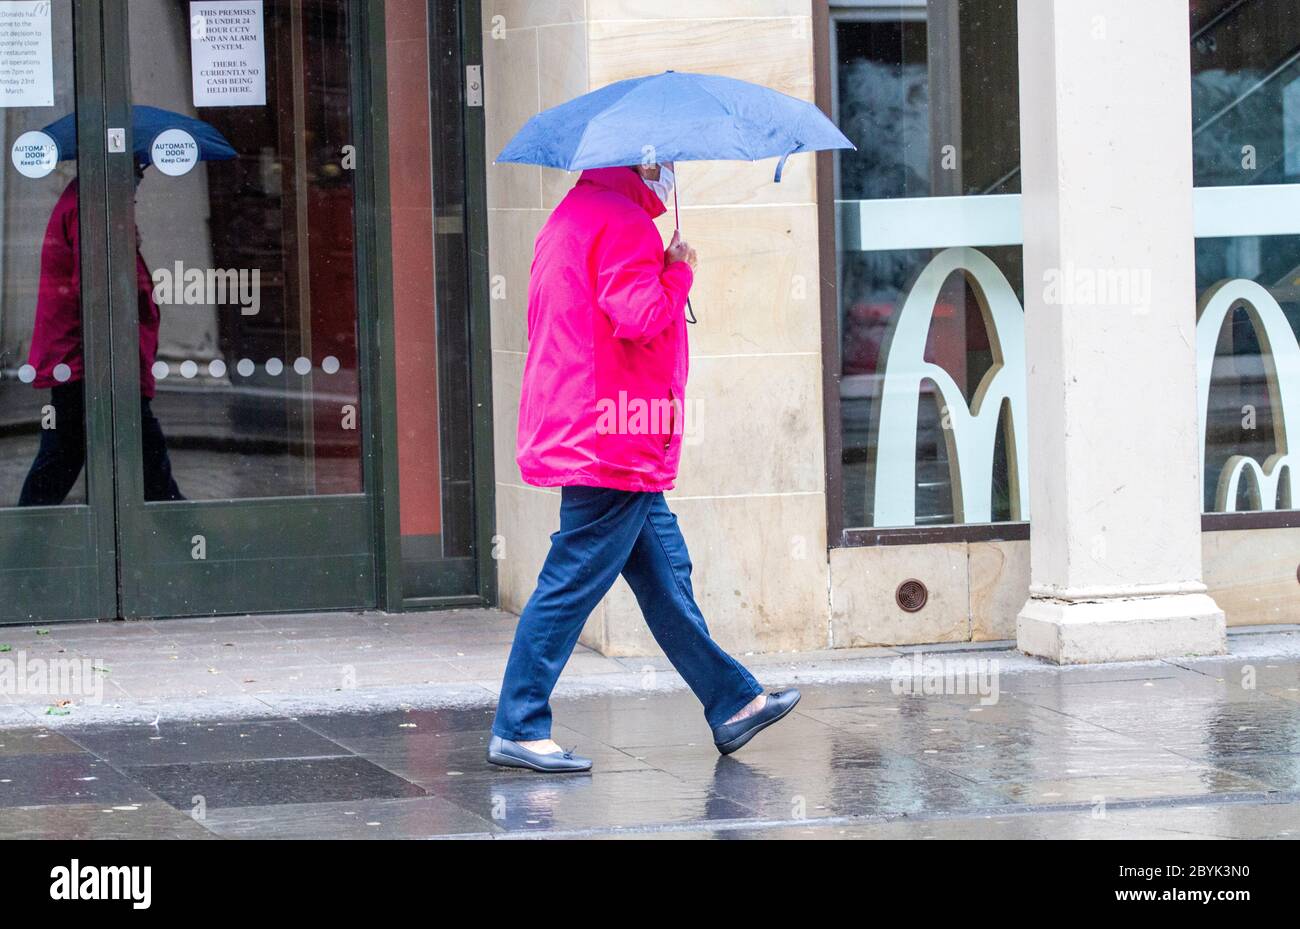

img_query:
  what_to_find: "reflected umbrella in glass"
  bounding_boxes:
[39,105,238,164]
[18,108,237,507]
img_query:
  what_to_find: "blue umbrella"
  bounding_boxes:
[501,72,853,324]
[40,105,237,165]
[498,70,854,183]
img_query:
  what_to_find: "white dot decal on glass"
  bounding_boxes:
[53,364,73,383]
[266,358,284,376]
[181,360,199,379]
[294,357,312,376]
[237,359,256,378]
[152,362,170,381]
[18,365,36,384]
[322,356,341,375]
[210,359,228,379]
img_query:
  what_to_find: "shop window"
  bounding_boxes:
[822,0,1300,545]
[825,0,1024,538]
[1191,0,1300,516]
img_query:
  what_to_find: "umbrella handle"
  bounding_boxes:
[674,185,699,326]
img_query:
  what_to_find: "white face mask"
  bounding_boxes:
[644,165,676,205]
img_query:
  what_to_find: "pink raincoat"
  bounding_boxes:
[517,166,694,492]
[26,179,162,398]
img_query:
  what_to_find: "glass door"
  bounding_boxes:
[1,0,378,625]
[105,0,377,618]
[0,0,117,624]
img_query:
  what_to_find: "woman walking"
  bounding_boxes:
[488,162,799,773]
[19,169,184,507]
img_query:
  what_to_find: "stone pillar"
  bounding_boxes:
[483,1,591,623]
[1015,0,1226,663]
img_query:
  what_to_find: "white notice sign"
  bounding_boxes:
[0,1,55,109]
[190,1,266,108]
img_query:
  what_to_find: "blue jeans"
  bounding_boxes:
[493,487,764,741]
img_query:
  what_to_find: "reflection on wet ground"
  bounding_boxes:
[2,654,1299,839]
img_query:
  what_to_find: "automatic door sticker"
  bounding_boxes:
[151,128,200,177]
[11,130,58,178]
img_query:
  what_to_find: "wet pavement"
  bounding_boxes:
[3,638,1300,839]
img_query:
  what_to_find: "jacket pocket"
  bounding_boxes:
[665,388,680,449]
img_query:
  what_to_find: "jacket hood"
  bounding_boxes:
[577,166,669,220]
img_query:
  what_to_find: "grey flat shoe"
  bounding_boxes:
[487,735,593,773]
[711,689,801,756]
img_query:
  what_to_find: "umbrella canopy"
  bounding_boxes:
[40,105,237,166]
[498,70,854,182]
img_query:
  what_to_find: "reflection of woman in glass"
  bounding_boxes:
[19,166,184,506]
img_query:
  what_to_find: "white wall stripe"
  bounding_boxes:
[1193,184,1300,239]
[841,194,1023,251]
[839,184,1300,252]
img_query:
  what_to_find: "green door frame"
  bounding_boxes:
[362,0,498,613]
[462,0,502,612]
[102,0,377,619]
[0,0,116,626]
[0,0,497,626]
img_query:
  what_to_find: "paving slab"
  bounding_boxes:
[3,619,1300,838]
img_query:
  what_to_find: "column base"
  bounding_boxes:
[1017,594,1226,665]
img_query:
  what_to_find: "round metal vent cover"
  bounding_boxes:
[896,579,929,613]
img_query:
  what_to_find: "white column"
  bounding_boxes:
[1015,0,1226,663]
